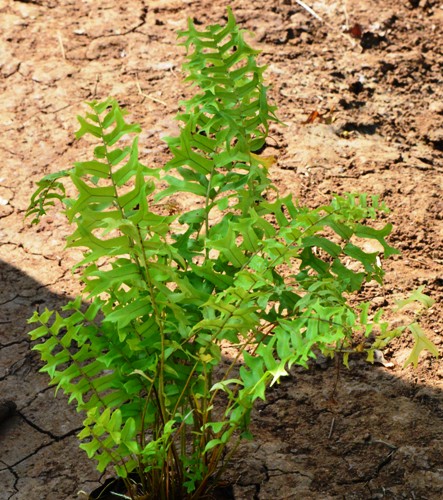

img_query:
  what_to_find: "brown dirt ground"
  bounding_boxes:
[1,0,442,498]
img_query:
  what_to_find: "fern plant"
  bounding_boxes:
[26,8,437,499]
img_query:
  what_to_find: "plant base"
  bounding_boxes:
[88,475,235,500]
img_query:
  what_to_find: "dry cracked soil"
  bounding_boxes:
[1,0,443,499]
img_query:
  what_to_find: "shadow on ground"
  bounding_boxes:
[0,260,101,500]
[0,260,442,499]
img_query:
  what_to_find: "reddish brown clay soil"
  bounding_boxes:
[1,0,442,499]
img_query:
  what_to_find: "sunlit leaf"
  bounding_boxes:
[404,323,439,368]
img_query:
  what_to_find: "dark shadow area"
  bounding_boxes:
[339,121,381,136]
[360,32,386,50]
[230,356,443,499]
[1,259,442,499]
[338,98,368,111]
[0,259,101,500]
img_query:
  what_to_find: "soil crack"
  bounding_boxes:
[0,293,19,307]
[0,338,29,349]
[0,459,19,499]
[91,2,148,40]
[0,441,55,472]
[340,444,397,486]
[17,387,53,412]
[16,410,82,442]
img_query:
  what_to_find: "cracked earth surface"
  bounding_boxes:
[1,0,443,498]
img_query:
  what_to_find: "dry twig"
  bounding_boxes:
[135,76,168,106]
[57,31,66,60]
